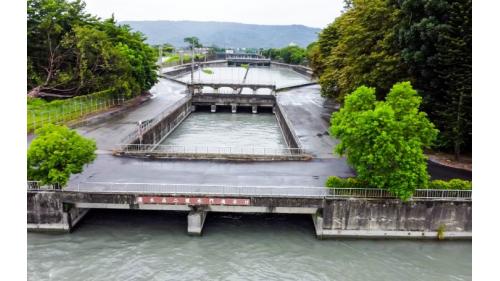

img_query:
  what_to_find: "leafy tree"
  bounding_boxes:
[28,124,97,188]
[261,45,307,65]
[183,36,202,48]
[397,0,472,158]
[330,82,438,200]
[27,0,158,99]
[312,0,407,101]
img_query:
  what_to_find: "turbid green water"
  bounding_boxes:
[177,66,311,94]
[27,210,472,281]
[159,112,287,149]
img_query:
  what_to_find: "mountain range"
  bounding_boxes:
[119,20,322,48]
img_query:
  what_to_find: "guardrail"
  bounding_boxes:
[28,181,472,200]
[120,94,192,144]
[115,144,306,156]
[27,181,60,191]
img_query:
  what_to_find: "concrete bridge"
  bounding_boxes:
[187,82,276,95]
[27,184,472,239]
[226,54,271,66]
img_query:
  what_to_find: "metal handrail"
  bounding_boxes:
[115,144,306,156]
[27,181,472,200]
[120,94,192,144]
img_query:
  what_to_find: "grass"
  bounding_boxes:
[27,89,122,133]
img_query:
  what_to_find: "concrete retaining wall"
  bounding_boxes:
[131,97,192,145]
[162,60,227,77]
[275,103,301,149]
[315,198,472,239]
[270,62,314,79]
[27,191,88,232]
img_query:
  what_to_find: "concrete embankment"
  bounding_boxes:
[28,190,471,239]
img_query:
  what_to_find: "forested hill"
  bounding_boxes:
[119,20,321,48]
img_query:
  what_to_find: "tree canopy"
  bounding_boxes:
[330,82,438,200]
[310,0,471,156]
[27,0,158,99]
[28,124,97,187]
[262,45,308,65]
[183,36,202,49]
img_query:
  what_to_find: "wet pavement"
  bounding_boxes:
[277,85,339,158]
[75,79,187,148]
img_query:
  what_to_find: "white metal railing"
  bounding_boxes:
[27,181,60,191]
[28,181,472,200]
[115,144,306,156]
[120,95,192,144]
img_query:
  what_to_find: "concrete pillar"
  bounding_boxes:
[191,105,196,112]
[252,88,257,95]
[252,105,258,114]
[187,210,207,236]
[322,198,335,230]
[272,106,276,114]
[211,104,216,113]
[233,88,239,94]
[231,104,237,113]
[214,87,219,94]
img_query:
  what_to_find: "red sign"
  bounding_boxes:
[137,196,251,206]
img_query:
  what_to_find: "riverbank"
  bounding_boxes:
[427,152,472,172]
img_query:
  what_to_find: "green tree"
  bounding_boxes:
[312,0,407,101]
[330,82,438,200]
[27,0,158,99]
[28,124,97,188]
[183,36,202,48]
[397,0,472,158]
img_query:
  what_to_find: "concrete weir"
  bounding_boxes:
[28,190,472,239]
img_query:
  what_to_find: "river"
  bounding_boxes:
[28,210,471,281]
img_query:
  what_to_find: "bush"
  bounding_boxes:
[28,124,97,187]
[428,179,472,190]
[325,176,369,188]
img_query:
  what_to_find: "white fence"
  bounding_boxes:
[115,144,306,156]
[28,181,472,200]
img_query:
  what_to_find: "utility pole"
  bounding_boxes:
[191,41,195,83]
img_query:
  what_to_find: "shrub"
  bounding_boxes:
[428,179,472,190]
[28,124,97,188]
[325,176,369,188]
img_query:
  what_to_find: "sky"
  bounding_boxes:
[83,0,344,29]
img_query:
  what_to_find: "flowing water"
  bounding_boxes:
[28,210,472,281]
[159,112,287,149]
[177,66,311,94]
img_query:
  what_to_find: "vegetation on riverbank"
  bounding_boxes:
[329,82,438,200]
[310,0,471,158]
[261,45,308,65]
[326,176,472,191]
[28,124,96,187]
[28,0,158,99]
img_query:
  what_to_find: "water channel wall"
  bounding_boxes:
[162,60,228,77]
[28,191,471,239]
[275,103,301,149]
[130,97,192,145]
[270,62,314,79]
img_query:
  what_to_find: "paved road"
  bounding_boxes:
[277,85,339,158]
[68,154,354,188]
[75,79,187,148]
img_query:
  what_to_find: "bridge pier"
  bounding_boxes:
[232,87,239,94]
[187,209,207,236]
[252,105,258,114]
[211,104,216,113]
[252,88,257,95]
[231,104,237,113]
[214,87,219,94]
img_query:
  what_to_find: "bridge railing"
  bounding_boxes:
[28,181,472,200]
[115,144,306,156]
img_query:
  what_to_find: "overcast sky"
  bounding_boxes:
[83,0,344,29]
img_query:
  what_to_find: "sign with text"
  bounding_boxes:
[137,196,251,206]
